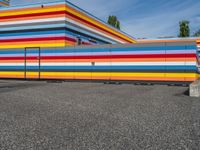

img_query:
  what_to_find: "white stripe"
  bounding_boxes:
[0,17,65,26]
[40,62,196,66]
[0,63,38,66]
[0,62,196,66]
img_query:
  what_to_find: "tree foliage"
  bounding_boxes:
[179,20,190,37]
[107,15,121,30]
[193,29,200,37]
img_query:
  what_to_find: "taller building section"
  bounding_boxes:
[0,1,136,49]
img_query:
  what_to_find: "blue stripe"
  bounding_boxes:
[0,30,65,37]
[0,50,24,54]
[40,46,196,54]
[0,24,66,32]
[0,66,196,72]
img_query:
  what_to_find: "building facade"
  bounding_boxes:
[0,1,199,82]
[0,0,136,49]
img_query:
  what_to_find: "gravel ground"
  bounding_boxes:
[0,80,199,150]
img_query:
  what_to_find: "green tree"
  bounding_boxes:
[179,20,190,37]
[107,15,121,30]
[193,29,200,37]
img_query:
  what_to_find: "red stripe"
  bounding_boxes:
[0,11,66,20]
[40,54,196,60]
[0,54,196,60]
[81,41,92,45]
[0,36,76,43]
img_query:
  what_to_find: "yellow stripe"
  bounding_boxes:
[40,72,198,78]
[0,72,198,77]
[0,5,65,16]
[0,71,199,80]
[26,72,39,76]
[0,71,23,75]
[0,43,67,49]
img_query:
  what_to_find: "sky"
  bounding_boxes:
[10,0,200,39]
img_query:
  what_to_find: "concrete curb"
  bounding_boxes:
[190,79,200,97]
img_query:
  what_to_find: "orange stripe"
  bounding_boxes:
[0,4,66,15]
[0,75,24,78]
[39,75,197,82]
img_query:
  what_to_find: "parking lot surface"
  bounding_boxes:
[0,80,199,150]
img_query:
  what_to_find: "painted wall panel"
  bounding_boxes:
[0,42,198,82]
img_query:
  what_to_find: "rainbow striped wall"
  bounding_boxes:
[197,40,200,72]
[137,38,200,73]
[0,0,9,7]
[0,41,199,82]
[0,1,136,49]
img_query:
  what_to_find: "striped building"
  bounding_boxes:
[0,41,199,82]
[0,0,136,49]
[137,38,200,73]
[0,1,199,82]
[197,39,200,72]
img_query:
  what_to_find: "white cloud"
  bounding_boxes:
[10,0,200,38]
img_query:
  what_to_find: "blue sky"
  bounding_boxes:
[10,0,200,39]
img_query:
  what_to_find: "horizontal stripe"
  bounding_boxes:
[0,43,66,49]
[2,45,194,54]
[0,54,196,60]
[40,54,196,59]
[0,36,77,43]
[0,66,195,71]
[0,20,65,28]
[0,33,65,40]
[0,14,65,23]
[39,66,196,70]
[0,71,198,78]
[0,23,66,32]
[0,30,65,37]
[0,58,197,63]
[0,17,65,26]
[0,69,196,73]
[0,10,66,20]
[0,62,196,66]
[37,50,195,56]
[0,4,66,16]
[39,46,196,53]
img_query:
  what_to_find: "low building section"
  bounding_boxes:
[0,41,199,82]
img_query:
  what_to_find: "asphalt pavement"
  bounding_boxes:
[0,80,199,150]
